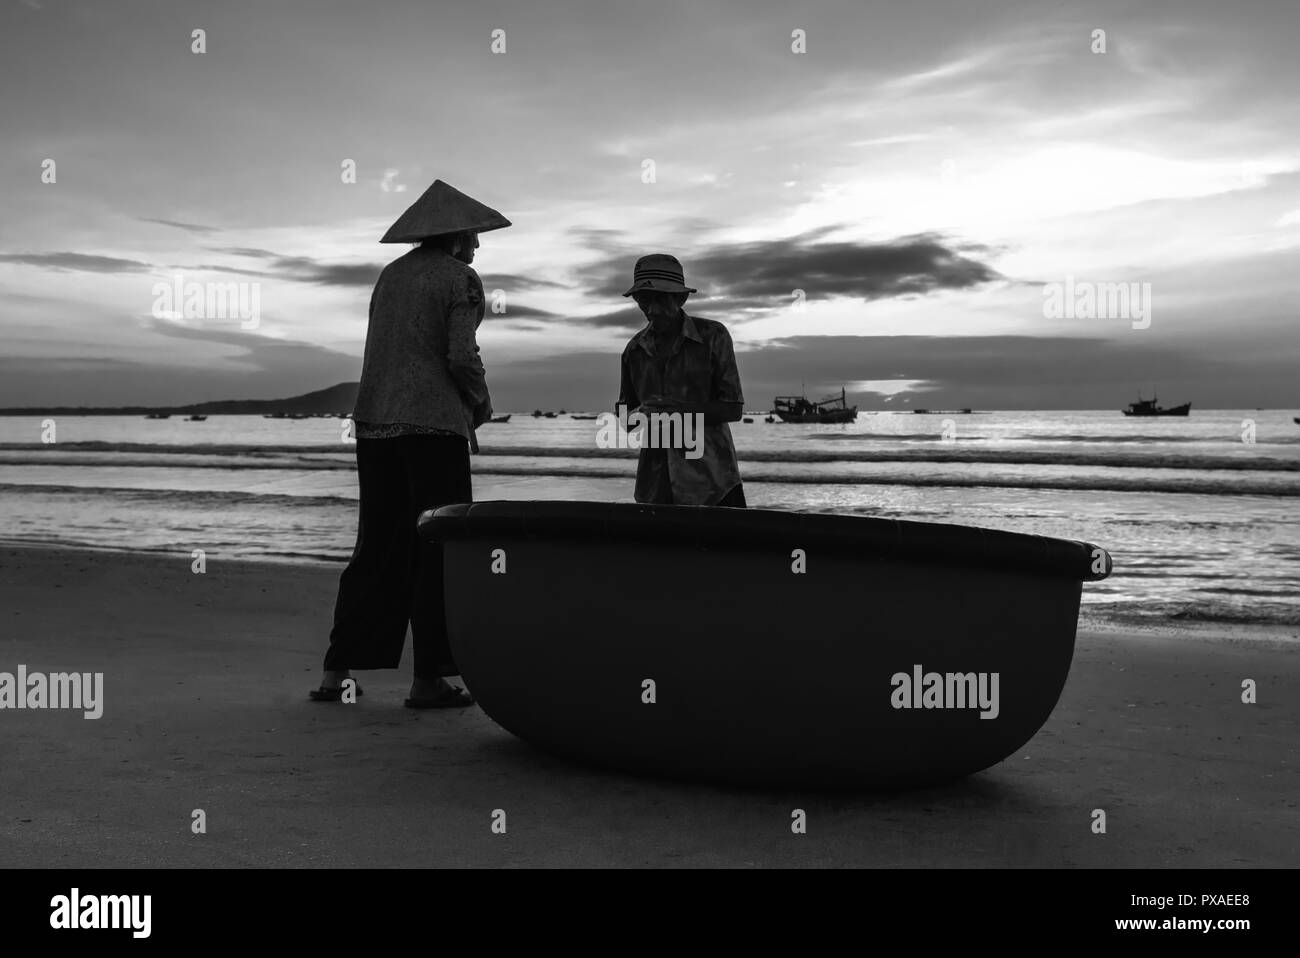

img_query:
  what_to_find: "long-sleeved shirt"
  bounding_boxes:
[351,246,490,440]
[617,312,745,505]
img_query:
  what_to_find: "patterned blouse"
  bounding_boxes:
[350,246,491,441]
[353,420,465,440]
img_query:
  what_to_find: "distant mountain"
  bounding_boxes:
[0,382,360,416]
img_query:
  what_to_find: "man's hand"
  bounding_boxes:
[471,399,493,428]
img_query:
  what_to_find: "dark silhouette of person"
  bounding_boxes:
[311,180,510,708]
[617,253,747,506]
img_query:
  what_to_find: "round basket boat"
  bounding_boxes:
[418,501,1112,789]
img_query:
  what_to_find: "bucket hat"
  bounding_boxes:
[622,253,697,296]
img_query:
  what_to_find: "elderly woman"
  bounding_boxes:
[310,180,510,708]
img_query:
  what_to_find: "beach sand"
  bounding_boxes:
[1,544,1295,868]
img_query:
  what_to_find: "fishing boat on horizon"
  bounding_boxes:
[1122,392,1190,417]
[488,414,512,423]
[186,414,207,421]
[773,386,858,424]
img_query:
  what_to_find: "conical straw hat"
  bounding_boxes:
[380,179,512,243]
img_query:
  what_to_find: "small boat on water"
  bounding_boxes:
[1122,393,1190,417]
[418,500,1112,789]
[773,387,858,423]
[570,414,598,420]
[186,414,207,421]
[764,416,775,423]
[488,414,512,424]
[742,417,754,423]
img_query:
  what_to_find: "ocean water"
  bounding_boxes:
[1,410,1297,629]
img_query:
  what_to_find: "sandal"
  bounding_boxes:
[308,681,363,702]
[404,684,475,709]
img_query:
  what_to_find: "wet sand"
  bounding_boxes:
[0,544,1296,868]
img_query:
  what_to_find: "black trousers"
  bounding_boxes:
[324,435,471,678]
[715,484,747,508]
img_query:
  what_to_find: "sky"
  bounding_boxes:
[1,0,1297,410]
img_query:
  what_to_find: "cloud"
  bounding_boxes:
[474,332,1299,413]
[879,48,1006,95]
[847,378,934,397]
[189,256,580,294]
[196,248,382,287]
[574,231,1002,307]
[138,217,220,234]
[169,263,270,278]
[564,308,645,330]
[139,314,359,378]
[563,299,767,329]
[379,169,408,193]
[208,247,280,258]
[849,134,936,148]
[731,334,1237,409]
[568,227,627,250]
[546,229,1003,331]
[691,233,1001,302]
[270,257,381,287]
[8,328,1294,411]
[196,253,588,293]
[490,303,557,319]
[167,260,360,285]
[0,353,358,407]
[0,252,152,273]
[478,273,571,291]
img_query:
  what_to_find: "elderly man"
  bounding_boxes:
[311,180,510,709]
[617,253,747,506]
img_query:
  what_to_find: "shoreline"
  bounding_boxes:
[3,540,1296,643]
[1,542,1297,867]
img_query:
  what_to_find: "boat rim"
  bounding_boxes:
[419,500,1112,581]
